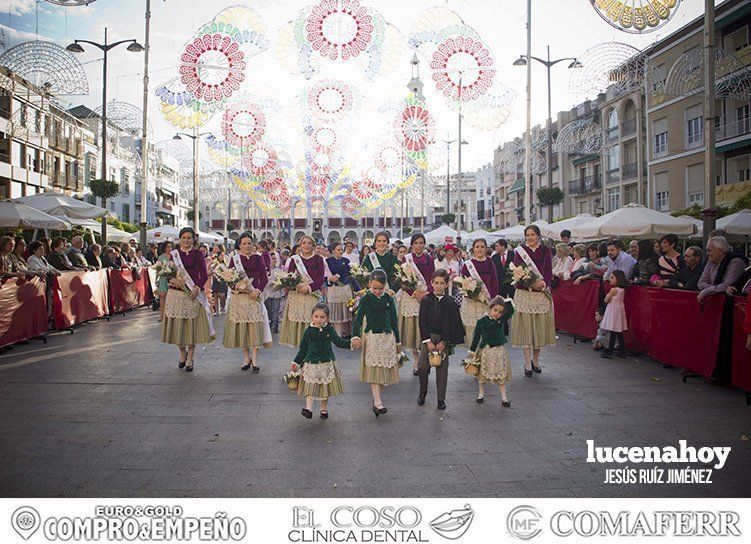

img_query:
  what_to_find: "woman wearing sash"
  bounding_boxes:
[363,231,399,293]
[325,242,354,337]
[280,235,325,347]
[512,225,556,376]
[460,238,499,344]
[398,233,435,375]
[162,227,214,372]
[223,232,272,372]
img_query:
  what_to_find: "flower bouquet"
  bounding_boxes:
[397,351,409,368]
[394,262,423,292]
[151,260,190,293]
[454,276,486,302]
[272,270,303,291]
[350,264,371,285]
[213,263,250,292]
[283,370,300,390]
[347,288,367,314]
[461,356,481,376]
[507,262,541,290]
[428,350,445,367]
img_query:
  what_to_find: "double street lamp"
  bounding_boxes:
[173,131,211,232]
[513,47,582,223]
[67,28,143,244]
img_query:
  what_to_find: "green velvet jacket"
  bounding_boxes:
[294,324,351,365]
[469,305,515,352]
[352,290,400,343]
[362,251,400,292]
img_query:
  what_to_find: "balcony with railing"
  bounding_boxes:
[606,126,619,142]
[621,118,636,137]
[568,175,602,195]
[622,162,638,180]
[716,116,751,142]
[606,169,620,185]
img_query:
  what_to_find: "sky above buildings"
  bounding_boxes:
[1,0,713,173]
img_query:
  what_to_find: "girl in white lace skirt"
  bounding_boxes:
[467,296,516,408]
[291,303,354,420]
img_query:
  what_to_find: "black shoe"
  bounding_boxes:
[532,365,542,374]
[252,365,260,373]
[241,364,250,371]
[320,411,329,419]
[372,405,387,417]
[178,359,186,369]
[412,368,419,376]
[476,396,484,404]
[600,352,613,359]
[437,401,446,410]
[301,409,313,419]
[185,361,194,372]
[417,392,426,406]
[524,368,533,377]
[502,400,511,408]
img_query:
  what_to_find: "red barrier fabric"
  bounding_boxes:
[621,287,724,379]
[108,267,152,314]
[0,277,48,347]
[552,280,600,339]
[731,295,751,391]
[53,270,109,330]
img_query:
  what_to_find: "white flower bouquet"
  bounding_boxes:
[151,260,190,293]
[272,270,303,291]
[283,370,300,390]
[454,275,486,302]
[213,263,250,291]
[507,262,541,290]
[350,264,371,285]
[394,262,423,291]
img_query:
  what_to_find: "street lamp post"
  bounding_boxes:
[514,47,581,223]
[139,0,152,253]
[67,28,143,245]
[173,130,211,232]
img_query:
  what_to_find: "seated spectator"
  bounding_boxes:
[574,243,605,284]
[134,248,150,266]
[628,240,639,260]
[552,243,573,283]
[85,244,103,270]
[66,235,90,269]
[26,240,61,276]
[0,236,25,279]
[145,243,159,264]
[668,246,704,291]
[603,239,636,281]
[631,239,660,285]
[565,244,588,281]
[657,234,684,283]
[101,247,122,269]
[9,236,42,278]
[47,237,84,272]
[119,243,136,266]
[698,236,748,301]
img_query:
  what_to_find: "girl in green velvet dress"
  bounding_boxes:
[291,303,354,420]
[467,296,515,408]
[351,269,401,417]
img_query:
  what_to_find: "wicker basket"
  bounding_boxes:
[428,351,445,367]
[464,364,479,376]
[286,378,299,390]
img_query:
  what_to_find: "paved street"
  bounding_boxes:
[0,308,749,498]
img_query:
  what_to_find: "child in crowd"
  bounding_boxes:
[467,296,515,407]
[264,253,285,334]
[593,307,608,351]
[291,303,353,419]
[601,270,628,359]
[417,269,466,410]
[351,269,401,417]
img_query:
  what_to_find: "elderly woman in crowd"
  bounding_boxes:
[552,243,574,284]
[631,239,660,285]
[47,237,83,271]
[0,236,26,279]
[26,240,61,276]
[565,244,589,281]
[574,243,605,284]
[9,236,41,278]
[86,244,103,269]
[101,246,122,269]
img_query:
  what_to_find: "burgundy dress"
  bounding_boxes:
[287,254,325,292]
[230,254,269,291]
[171,249,208,288]
[461,258,499,298]
[512,244,553,289]
[511,244,556,349]
[406,252,435,295]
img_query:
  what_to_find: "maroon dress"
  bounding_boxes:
[461,258,499,298]
[287,254,325,292]
[512,244,553,289]
[171,249,208,288]
[230,253,269,291]
[406,251,435,295]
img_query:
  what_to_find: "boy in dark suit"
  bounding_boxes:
[492,239,514,333]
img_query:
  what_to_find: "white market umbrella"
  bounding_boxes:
[13,191,110,219]
[82,222,134,243]
[717,209,751,237]
[570,203,696,239]
[678,215,704,239]
[541,214,594,239]
[422,225,462,245]
[0,200,71,229]
[148,225,225,245]
[496,220,550,242]
[464,229,492,242]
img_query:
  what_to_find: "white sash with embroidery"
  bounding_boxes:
[171,249,215,338]
[465,259,491,301]
[291,254,313,284]
[404,253,428,291]
[514,245,543,279]
[368,252,381,270]
[232,253,272,345]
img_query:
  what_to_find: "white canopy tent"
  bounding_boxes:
[13,191,110,219]
[540,214,594,240]
[147,225,223,245]
[464,229,502,243]
[717,209,751,238]
[0,200,71,229]
[677,216,704,239]
[496,220,550,242]
[570,204,696,239]
[420,225,468,245]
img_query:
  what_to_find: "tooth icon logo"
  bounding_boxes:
[429,504,475,540]
[11,507,41,541]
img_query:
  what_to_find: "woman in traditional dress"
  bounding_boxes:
[397,233,435,375]
[155,241,173,322]
[362,231,399,293]
[325,242,354,337]
[223,232,272,372]
[460,238,499,345]
[162,227,214,372]
[211,244,229,315]
[280,235,325,347]
[512,225,556,376]
[435,243,463,306]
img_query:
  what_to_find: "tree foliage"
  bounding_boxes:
[536,187,565,207]
[89,178,119,200]
[440,213,456,225]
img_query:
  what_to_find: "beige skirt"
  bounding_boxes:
[327,284,353,324]
[222,293,271,349]
[298,361,344,399]
[460,297,488,346]
[476,345,512,384]
[161,289,212,346]
[397,290,422,351]
[511,289,556,348]
[359,331,400,385]
[280,290,321,347]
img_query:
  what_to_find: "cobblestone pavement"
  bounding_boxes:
[0,307,749,497]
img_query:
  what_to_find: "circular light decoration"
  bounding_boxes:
[351,177,376,201]
[205,135,242,169]
[590,0,681,34]
[94,100,150,136]
[307,79,354,120]
[553,118,603,156]
[179,33,246,102]
[312,126,338,153]
[242,142,278,178]
[569,42,643,96]
[0,41,89,95]
[43,0,97,5]
[394,95,436,160]
[221,100,266,148]
[430,33,496,102]
[308,174,329,197]
[306,0,374,61]
[375,144,402,173]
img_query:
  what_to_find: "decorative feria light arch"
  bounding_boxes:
[275,0,404,80]
[569,42,645,96]
[663,47,751,101]
[0,41,89,95]
[42,0,98,5]
[554,117,604,156]
[94,100,151,136]
[589,0,682,34]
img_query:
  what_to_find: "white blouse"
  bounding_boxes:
[553,255,574,279]
[27,255,60,274]
[564,257,588,281]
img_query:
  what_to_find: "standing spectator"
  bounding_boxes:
[551,243,573,285]
[574,243,605,284]
[631,239,660,285]
[491,239,514,299]
[698,236,748,301]
[603,239,636,281]
[154,241,173,322]
[560,229,572,245]
[657,234,684,283]
[359,244,371,264]
[668,246,705,291]
[264,253,285,334]
[565,244,589,281]
[628,240,639,260]
[85,244,103,269]
[600,270,629,359]
[211,244,229,315]
[48,238,84,271]
[66,236,89,269]
[343,240,359,264]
